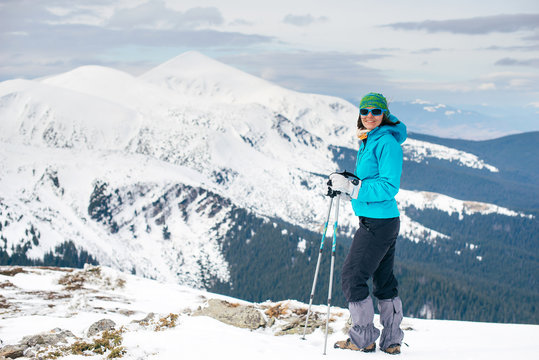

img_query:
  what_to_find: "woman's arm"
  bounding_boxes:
[357,139,403,202]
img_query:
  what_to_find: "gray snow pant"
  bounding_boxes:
[348,296,405,350]
[348,297,380,348]
[343,217,403,349]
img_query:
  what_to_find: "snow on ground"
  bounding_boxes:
[402,139,499,172]
[397,189,533,220]
[1,266,537,360]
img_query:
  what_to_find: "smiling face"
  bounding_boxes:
[360,107,384,130]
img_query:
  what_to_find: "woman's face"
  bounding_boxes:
[361,107,384,130]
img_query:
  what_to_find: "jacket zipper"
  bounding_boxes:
[355,141,368,173]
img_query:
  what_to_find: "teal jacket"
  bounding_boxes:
[351,115,407,218]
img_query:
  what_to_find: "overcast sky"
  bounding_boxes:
[1,0,538,113]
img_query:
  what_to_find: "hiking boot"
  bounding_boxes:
[334,338,376,352]
[382,344,401,355]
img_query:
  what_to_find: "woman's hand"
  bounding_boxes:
[329,173,361,199]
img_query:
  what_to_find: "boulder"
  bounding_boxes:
[194,299,266,330]
[87,319,116,337]
[0,344,27,359]
[275,316,328,336]
[131,312,155,325]
[21,328,75,347]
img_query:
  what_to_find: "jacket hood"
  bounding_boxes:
[368,114,407,144]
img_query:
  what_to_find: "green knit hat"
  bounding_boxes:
[359,92,389,114]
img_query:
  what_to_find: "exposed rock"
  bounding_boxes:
[0,281,15,289]
[0,295,9,309]
[0,344,27,359]
[22,347,38,359]
[21,328,75,347]
[0,267,25,277]
[275,316,328,336]
[194,299,266,330]
[118,309,136,316]
[131,312,155,325]
[87,318,116,337]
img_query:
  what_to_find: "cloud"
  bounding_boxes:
[1,22,271,53]
[216,51,539,109]
[229,19,254,26]
[411,48,443,54]
[477,83,496,90]
[218,51,388,102]
[483,44,539,52]
[107,2,224,30]
[384,13,539,34]
[495,57,539,68]
[0,1,274,80]
[0,0,57,32]
[480,71,539,90]
[395,71,539,93]
[282,14,328,26]
[523,32,539,42]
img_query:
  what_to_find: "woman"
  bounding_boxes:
[329,92,406,354]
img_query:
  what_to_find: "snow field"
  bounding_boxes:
[1,266,537,360]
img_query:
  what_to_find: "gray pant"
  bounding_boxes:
[348,296,404,350]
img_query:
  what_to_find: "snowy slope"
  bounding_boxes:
[0,51,529,288]
[0,142,230,287]
[1,266,537,360]
[0,79,142,150]
[140,50,356,147]
[403,139,498,172]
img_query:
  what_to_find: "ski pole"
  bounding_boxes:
[323,194,341,355]
[301,196,334,340]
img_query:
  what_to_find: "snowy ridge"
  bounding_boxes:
[41,65,192,113]
[397,189,532,220]
[402,138,499,172]
[0,266,537,360]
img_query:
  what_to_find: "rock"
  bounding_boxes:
[194,299,266,330]
[22,347,39,358]
[21,328,75,347]
[131,312,155,325]
[275,315,327,336]
[0,344,27,359]
[87,319,116,337]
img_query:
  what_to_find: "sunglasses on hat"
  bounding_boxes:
[360,108,386,116]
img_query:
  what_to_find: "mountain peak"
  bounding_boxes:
[143,51,233,77]
[41,65,137,93]
[139,51,281,102]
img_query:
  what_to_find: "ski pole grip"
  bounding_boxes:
[337,170,361,185]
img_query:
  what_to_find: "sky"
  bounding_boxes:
[1,0,539,118]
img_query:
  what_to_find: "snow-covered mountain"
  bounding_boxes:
[0,51,531,291]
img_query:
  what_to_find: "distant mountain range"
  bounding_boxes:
[0,51,537,323]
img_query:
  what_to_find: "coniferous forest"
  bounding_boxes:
[208,204,539,324]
